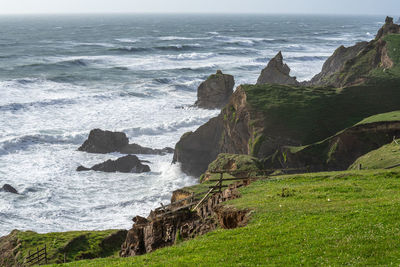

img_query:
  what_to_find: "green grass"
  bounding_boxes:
[15,229,123,265]
[349,140,400,170]
[356,110,400,125]
[49,168,400,266]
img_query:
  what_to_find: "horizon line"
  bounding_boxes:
[0,11,393,17]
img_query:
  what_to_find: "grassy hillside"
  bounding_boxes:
[349,139,400,170]
[49,168,400,266]
[240,34,400,155]
[356,110,400,125]
[11,229,124,265]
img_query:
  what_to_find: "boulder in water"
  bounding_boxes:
[77,155,151,173]
[256,51,299,85]
[195,70,235,109]
[78,129,129,154]
[79,129,174,155]
[2,184,18,194]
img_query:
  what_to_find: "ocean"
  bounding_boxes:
[0,14,384,236]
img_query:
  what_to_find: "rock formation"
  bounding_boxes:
[256,51,299,85]
[195,70,235,109]
[1,184,18,194]
[120,181,250,257]
[119,143,174,155]
[78,129,129,153]
[77,155,150,173]
[173,115,224,176]
[308,42,368,85]
[78,129,173,155]
[376,16,400,40]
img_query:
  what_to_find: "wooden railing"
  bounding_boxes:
[154,168,307,216]
[25,245,47,266]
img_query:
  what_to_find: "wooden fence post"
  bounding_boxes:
[219,172,223,192]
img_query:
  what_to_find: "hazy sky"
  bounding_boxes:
[0,0,399,15]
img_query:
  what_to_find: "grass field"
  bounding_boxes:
[47,167,400,266]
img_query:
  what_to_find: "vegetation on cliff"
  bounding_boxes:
[349,139,400,170]
[0,229,125,266]
[49,168,400,266]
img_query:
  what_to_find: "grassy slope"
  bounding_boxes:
[349,140,400,170]
[356,110,400,125]
[289,110,400,154]
[50,168,400,266]
[15,229,122,264]
[241,34,400,149]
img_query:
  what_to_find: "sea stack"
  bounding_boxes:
[256,51,299,85]
[195,70,235,109]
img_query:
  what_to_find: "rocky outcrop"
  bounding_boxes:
[256,51,299,85]
[1,184,18,194]
[79,129,173,155]
[309,42,368,85]
[376,16,400,40]
[78,129,129,154]
[195,70,235,109]
[173,115,224,176]
[77,155,150,173]
[120,181,250,257]
[309,17,399,87]
[267,121,400,172]
[0,230,19,267]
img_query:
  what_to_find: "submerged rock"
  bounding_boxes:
[2,184,18,194]
[78,129,129,154]
[79,129,173,155]
[119,143,174,155]
[195,70,235,109]
[256,51,299,85]
[77,155,151,173]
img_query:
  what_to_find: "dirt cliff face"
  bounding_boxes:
[120,181,251,257]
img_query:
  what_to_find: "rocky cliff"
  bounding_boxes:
[173,19,400,177]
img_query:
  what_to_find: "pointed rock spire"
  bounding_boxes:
[256,51,299,85]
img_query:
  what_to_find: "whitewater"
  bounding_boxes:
[0,14,383,236]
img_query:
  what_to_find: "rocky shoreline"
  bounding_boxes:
[1,16,400,266]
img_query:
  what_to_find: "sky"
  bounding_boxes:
[0,0,399,15]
